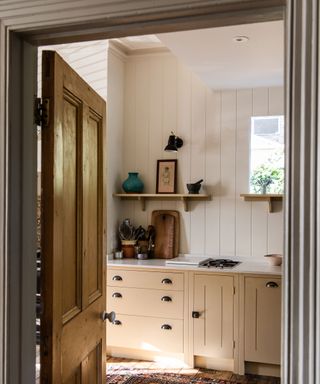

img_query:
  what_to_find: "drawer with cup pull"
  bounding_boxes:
[107,269,184,291]
[107,314,183,353]
[107,287,183,319]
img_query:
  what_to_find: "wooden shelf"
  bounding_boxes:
[113,193,212,212]
[240,194,283,213]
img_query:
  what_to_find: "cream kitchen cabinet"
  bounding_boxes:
[106,262,282,374]
[107,267,187,360]
[244,276,281,365]
[192,274,235,362]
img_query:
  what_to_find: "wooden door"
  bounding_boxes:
[40,51,106,383]
[193,274,234,359]
[244,277,281,364]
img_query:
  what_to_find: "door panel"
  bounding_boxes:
[83,109,102,304]
[62,94,81,323]
[193,274,234,359]
[244,277,281,364]
[41,50,106,384]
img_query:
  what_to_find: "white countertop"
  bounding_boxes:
[107,256,282,276]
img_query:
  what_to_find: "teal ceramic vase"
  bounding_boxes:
[122,172,144,193]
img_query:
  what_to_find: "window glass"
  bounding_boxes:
[250,116,284,194]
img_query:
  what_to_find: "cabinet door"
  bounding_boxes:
[193,274,234,359]
[244,277,281,364]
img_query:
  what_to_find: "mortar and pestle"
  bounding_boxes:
[186,179,203,194]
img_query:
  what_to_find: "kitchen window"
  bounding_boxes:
[250,115,284,194]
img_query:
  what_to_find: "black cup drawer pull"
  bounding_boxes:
[161,278,172,285]
[161,296,172,302]
[112,320,122,326]
[112,275,122,281]
[112,292,122,298]
[192,311,200,318]
[161,324,172,330]
[266,281,279,288]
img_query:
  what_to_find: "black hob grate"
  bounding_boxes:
[198,258,240,269]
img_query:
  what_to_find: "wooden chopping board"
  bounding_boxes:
[151,210,179,259]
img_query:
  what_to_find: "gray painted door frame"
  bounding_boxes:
[0,0,317,383]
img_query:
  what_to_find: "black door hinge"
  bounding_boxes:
[34,97,49,127]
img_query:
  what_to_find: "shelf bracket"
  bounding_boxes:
[137,196,146,211]
[181,197,188,212]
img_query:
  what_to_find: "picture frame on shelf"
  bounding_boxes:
[156,159,177,194]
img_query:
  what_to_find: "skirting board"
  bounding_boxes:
[194,356,234,372]
[107,346,189,367]
[245,362,281,377]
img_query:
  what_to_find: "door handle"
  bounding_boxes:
[112,275,122,281]
[161,278,172,285]
[266,281,279,288]
[161,324,172,330]
[102,311,116,323]
[112,292,122,298]
[161,296,172,302]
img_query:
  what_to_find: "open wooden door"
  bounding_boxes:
[40,51,107,383]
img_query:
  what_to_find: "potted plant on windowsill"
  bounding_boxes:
[250,165,283,194]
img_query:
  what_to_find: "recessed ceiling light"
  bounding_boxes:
[233,36,249,43]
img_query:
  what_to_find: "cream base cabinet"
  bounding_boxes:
[193,274,235,361]
[106,267,189,364]
[244,276,281,365]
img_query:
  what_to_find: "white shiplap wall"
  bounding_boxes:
[106,47,125,252]
[119,52,284,260]
[38,40,108,100]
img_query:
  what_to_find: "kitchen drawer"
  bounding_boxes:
[107,287,183,319]
[107,269,184,291]
[107,314,183,353]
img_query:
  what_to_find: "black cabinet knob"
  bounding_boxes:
[161,278,172,284]
[112,275,122,281]
[161,324,172,330]
[112,320,122,326]
[161,296,172,302]
[192,311,200,318]
[112,292,122,298]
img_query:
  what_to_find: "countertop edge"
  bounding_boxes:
[106,258,282,276]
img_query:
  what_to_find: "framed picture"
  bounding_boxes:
[156,159,177,194]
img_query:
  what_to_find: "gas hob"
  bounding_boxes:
[165,256,241,269]
[198,258,240,269]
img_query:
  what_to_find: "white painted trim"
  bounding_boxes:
[4,1,315,383]
[5,34,37,384]
[283,0,320,382]
[109,39,171,58]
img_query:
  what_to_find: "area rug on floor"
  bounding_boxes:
[106,373,237,384]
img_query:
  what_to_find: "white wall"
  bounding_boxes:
[118,51,284,260]
[106,47,125,253]
[38,40,108,100]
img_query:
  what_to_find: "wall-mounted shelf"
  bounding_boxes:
[240,194,283,213]
[113,193,212,212]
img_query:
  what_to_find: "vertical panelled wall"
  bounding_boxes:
[106,47,125,252]
[120,52,284,260]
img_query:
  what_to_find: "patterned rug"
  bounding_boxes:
[107,373,237,384]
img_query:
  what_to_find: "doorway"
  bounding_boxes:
[35,20,281,380]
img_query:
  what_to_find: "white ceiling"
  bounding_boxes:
[157,21,284,89]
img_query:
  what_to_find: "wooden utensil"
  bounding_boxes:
[151,210,179,259]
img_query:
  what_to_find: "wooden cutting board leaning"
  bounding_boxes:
[151,210,180,259]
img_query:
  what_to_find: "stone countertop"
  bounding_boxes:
[107,256,282,276]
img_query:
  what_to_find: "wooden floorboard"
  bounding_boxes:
[106,356,281,384]
[35,351,280,383]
